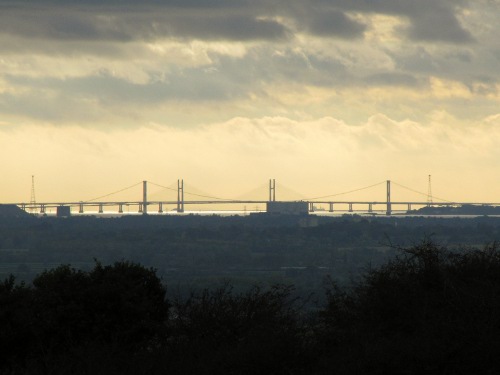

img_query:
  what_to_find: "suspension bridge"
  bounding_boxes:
[10,178,500,216]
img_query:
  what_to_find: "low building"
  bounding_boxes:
[56,206,71,217]
[266,201,309,215]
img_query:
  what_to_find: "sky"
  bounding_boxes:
[1,0,499,206]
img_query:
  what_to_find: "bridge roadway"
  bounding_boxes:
[13,200,500,215]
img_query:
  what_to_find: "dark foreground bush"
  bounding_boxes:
[3,241,500,374]
[0,261,169,374]
[317,240,500,374]
[0,263,306,375]
[165,284,309,374]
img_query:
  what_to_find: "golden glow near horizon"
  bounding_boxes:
[1,0,499,204]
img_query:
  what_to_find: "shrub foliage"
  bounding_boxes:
[2,241,500,374]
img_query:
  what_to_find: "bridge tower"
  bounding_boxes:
[427,175,433,207]
[269,179,276,202]
[142,180,148,215]
[29,175,36,214]
[177,179,184,213]
[386,180,391,216]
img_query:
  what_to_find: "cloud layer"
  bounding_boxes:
[0,0,497,125]
[0,0,499,202]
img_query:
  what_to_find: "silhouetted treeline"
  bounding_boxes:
[2,241,500,374]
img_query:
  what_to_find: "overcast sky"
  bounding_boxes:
[1,0,499,205]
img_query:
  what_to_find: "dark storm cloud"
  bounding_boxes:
[387,45,500,89]
[158,15,290,41]
[301,9,366,39]
[0,0,476,43]
[0,7,132,42]
[297,0,474,43]
[0,0,358,42]
[0,2,291,42]
[403,6,474,44]
[365,72,420,87]
[368,0,473,44]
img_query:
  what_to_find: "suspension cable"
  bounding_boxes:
[392,181,454,203]
[83,181,143,202]
[149,181,236,201]
[148,181,178,193]
[305,181,386,200]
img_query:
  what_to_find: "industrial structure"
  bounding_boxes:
[56,206,71,217]
[267,201,309,215]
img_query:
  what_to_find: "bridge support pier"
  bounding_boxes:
[79,203,84,214]
[138,204,143,213]
[329,203,333,212]
[368,203,373,213]
[309,202,314,212]
[21,203,26,211]
[99,203,103,214]
[118,204,123,213]
[40,204,45,214]
[349,203,353,212]
[158,202,163,213]
[407,203,412,212]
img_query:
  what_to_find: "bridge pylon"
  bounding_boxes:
[269,179,276,202]
[177,179,184,213]
[142,180,148,215]
[386,180,392,216]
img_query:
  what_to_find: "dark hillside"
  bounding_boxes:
[0,205,29,218]
[2,214,500,297]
